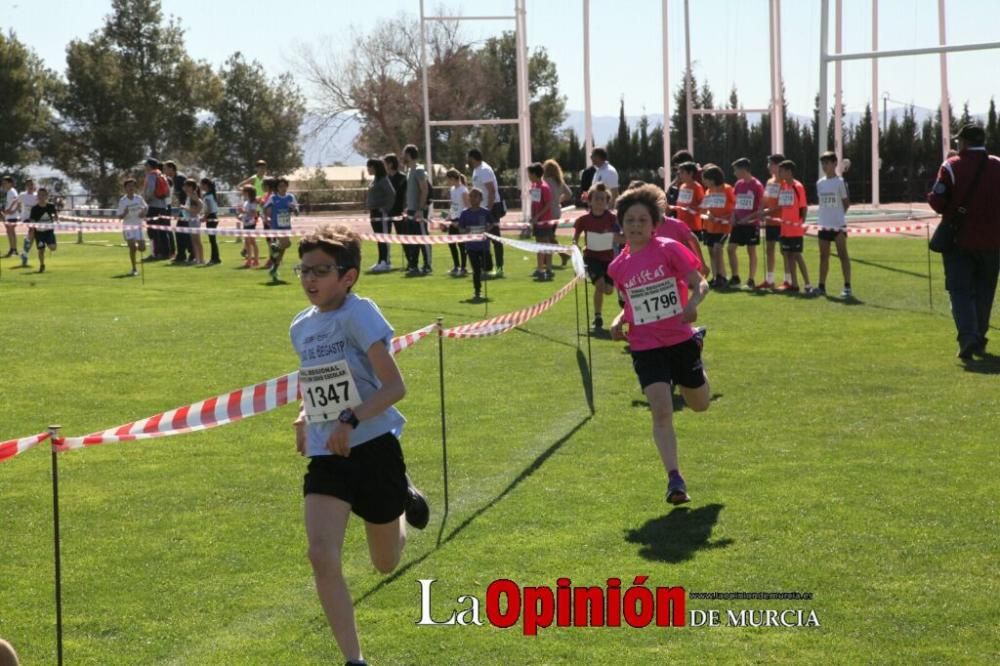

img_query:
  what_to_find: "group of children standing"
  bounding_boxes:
[669,150,853,297]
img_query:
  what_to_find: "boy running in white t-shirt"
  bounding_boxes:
[815,152,852,297]
[290,225,429,666]
[117,178,148,276]
[18,178,38,266]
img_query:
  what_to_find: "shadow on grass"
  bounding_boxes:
[576,349,595,414]
[852,256,929,279]
[513,325,575,350]
[263,279,290,287]
[823,294,866,306]
[624,503,733,563]
[961,354,1000,375]
[110,273,140,280]
[631,393,723,412]
[355,414,593,607]
[460,295,492,305]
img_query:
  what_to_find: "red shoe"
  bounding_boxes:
[243,259,252,268]
[757,280,775,290]
[777,282,800,293]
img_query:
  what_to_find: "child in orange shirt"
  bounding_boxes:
[777,160,814,294]
[752,153,785,289]
[700,164,736,288]
[672,162,704,238]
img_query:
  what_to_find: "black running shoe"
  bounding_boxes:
[405,476,430,530]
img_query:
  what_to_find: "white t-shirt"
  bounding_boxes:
[449,184,468,220]
[472,163,499,206]
[18,191,38,221]
[117,194,147,224]
[815,176,849,229]
[4,188,19,221]
[593,162,620,190]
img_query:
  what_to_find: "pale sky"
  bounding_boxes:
[7,0,999,121]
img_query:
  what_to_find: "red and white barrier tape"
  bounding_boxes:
[0,432,51,463]
[0,325,436,461]
[487,234,586,278]
[442,274,581,339]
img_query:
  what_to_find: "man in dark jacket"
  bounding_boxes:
[927,124,1000,360]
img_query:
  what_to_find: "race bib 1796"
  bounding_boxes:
[300,360,362,423]
[628,277,683,326]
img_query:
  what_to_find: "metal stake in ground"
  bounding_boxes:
[435,317,450,547]
[574,279,581,350]
[925,222,933,311]
[48,424,64,666]
[582,276,595,412]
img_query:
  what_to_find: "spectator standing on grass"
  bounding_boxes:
[444,168,469,276]
[165,161,191,263]
[183,180,204,265]
[366,158,395,273]
[200,178,222,265]
[590,147,620,202]
[142,159,172,260]
[401,145,431,275]
[238,159,269,201]
[2,176,20,258]
[468,148,504,276]
[928,123,1000,361]
[528,162,555,280]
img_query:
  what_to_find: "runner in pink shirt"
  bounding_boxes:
[656,214,707,274]
[608,184,711,505]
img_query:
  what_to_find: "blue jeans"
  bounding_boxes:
[942,249,1000,350]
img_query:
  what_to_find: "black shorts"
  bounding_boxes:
[585,257,613,286]
[303,432,409,524]
[780,236,804,253]
[534,227,556,244]
[817,228,846,242]
[34,229,57,248]
[703,232,728,248]
[731,224,761,246]
[630,337,706,390]
[764,225,781,242]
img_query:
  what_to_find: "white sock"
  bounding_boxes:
[784,273,792,283]
[766,271,774,283]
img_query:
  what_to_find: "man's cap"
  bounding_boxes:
[956,124,986,144]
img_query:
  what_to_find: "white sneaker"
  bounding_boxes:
[371,261,390,273]
[129,269,139,276]
[841,287,853,298]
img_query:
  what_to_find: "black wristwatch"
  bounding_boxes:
[338,408,359,429]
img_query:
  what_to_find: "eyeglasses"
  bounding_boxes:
[293,263,345,278]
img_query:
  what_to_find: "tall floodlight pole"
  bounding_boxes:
[938,0,952,159]
[871,0,880,207]
[770,0,785,154]
[819,0,829,163]
[583,0,593,166]
[834,0,844,162]
[419,0,433,184]
[515,0,532,220]
[662,0,671,173]
[683,0,693,153]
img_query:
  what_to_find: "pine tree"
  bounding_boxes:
[987,97,999,154]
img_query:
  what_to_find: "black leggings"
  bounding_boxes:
[484,224,503,270]
[205,215,219,263]
[370,212,391,264]
[447,223,467,268]
[468,248,486,293]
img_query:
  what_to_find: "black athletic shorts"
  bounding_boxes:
[730,224,761,246]
[534,227,556,244]
[703,232,728,248]
[585,257,612,286]
[34,229,57,248]
[303,432,408,524]
[630,337,706,390]
[817,228,846,242]
[780,236,804,253]
[764,225,781,242]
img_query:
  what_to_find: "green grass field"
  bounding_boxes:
[1,232,998,665]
